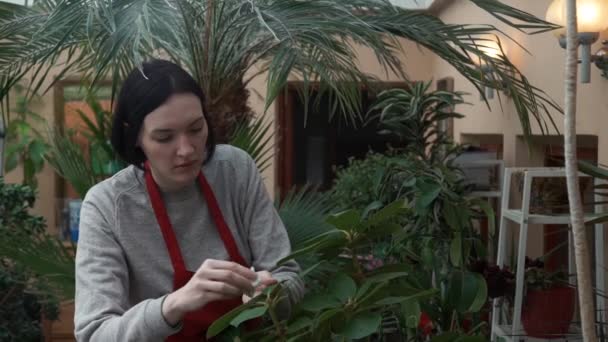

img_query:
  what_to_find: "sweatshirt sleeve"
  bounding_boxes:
[235,148,305,317]
[74,187,181,342]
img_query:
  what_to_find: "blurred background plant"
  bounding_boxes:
[0,180,64,342]
[3,84,48,188]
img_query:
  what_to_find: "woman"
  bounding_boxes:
[74,59,304,341]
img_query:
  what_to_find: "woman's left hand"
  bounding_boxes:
[242,270,277,303]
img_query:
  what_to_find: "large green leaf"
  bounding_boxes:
[337,312,382,340]
[415,181,442,213]
[207,300,264,339]
[402,298,421,329]
[327,209,361,232]
[450,233,463,267]
[365,198,408,228]
[328,273,357,303]
[446,271,488,313]
[230,305,268,327]
[299,293,342,312]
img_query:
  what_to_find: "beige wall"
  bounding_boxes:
[432,0,608,166]
[432,0,608,310]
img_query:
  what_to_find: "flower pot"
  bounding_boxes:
[522,286,575,339]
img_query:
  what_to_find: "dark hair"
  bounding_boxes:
[111,59,215,167]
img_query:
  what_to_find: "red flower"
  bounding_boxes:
[462,317,472,332]
[419,312,433,335]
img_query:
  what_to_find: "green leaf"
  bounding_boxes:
[207,304,254,339]
[362,200,383,219]
[328,273,357,303]
[4,146,19,172]
[446,271,488,313]
[286,316,313,334]
[450,233,462,267]
[402,299,421,329]
[230,305,268,327]
[430,332,460,342]
[421,246,434,269]
[415,181,441,212]
[455,335,488,342]
[316,308,341,325]
[467,273,488,312]
[366,199,408,227]
[300,293,342,312]
[361,288,438,310]
[363,270,410,285]
[278,230,346,265]
[365,222,402,239]
[327,209,361,231]
[338,312,382,339]
[443,202,461,231]
[473,198,495,236]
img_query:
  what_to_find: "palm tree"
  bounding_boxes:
[563,0,597,340]
[0,0,560,144]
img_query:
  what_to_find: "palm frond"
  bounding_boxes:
[44,126,97,198]
[229,115,274,173]
[0,229,75,300]
[0,0,561,143]
[276,185,339,279]
[276,185,336,250]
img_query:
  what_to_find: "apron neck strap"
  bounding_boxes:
[144,161,247,271]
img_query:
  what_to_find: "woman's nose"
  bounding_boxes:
[176,134,194,156]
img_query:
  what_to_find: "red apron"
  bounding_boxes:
[144,162,249,341]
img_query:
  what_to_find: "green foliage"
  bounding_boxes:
[212,200,443,341]
[212,196,491,340]
[0,0,561,140]
[0,180,60,342]
[3,85,48,188]
[45,92,124,198]
[329,151,409,212]
[230,116,274,174]
[525,267,569,292]
[0,178,45,236]
[369,81,466,161]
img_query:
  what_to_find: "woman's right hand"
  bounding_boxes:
[162,259,257,325]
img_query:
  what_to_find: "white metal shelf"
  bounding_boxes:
[491,167,606,342]
[470,190,502,198]
[503,209,602,225]
[493,324,583,342]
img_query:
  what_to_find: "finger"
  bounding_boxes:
[203,269,255,294]
[257,271,278,286]
[199,279,243,298]
[203,260,257,281]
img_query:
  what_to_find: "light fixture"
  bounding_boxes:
[546,0,608,83]
[474,37,507,100]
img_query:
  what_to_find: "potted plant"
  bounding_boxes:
[521,261,574,339]
[474,257,575,339]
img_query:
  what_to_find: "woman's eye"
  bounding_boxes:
[154,136,172,143]
[190,127,203,134]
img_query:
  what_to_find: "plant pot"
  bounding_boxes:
[522,286,575,339]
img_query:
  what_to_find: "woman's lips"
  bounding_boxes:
[175,160,197,169]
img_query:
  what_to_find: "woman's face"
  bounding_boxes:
[139,93,208,191]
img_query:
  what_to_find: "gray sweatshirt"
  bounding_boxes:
[74,145,304,341]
